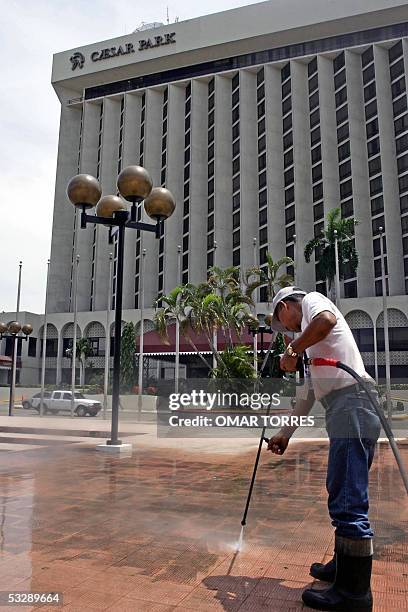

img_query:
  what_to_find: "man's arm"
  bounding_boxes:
[268,389,315,455]
[292,311,336,353]
[280,311,336,372]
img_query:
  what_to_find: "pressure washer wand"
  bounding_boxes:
[240,333,277,526]
[241,403,271,526]
[307,357,408,496]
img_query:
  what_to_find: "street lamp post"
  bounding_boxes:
[137,247,146,415]
[9,262,23,415]
[0,322,33,415]
[175,244,181,394]
[103,252,113,419]
[379,226,392,421]
[67,167,175,448]
[247,315,260,374]
[333,229,341,308]
[212,240,218,370]
[40,260,50,417]
[247,314,273,376]
[252,237,258,373]
[70,254,80,418]
[257,314,267,362]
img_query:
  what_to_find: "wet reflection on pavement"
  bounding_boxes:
[0,440,406,610]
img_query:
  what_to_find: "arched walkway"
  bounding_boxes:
[375,309,408,379]
[38,323,59,384]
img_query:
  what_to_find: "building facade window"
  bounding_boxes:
[69,105,84,311]
[231,72,241,267]
[389,40,408,294]
[308,57,325,295]
[182,82,192,284]
[333,51,356,297]
[90,102,105,310]
[157,87,168,302]
[256,67,269,302]
[207,77,216,270]
[134,92,145,309]
[360,47,385,297]
[282,62,295,279]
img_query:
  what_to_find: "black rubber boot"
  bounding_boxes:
[302,536,373,611]
[310,555,336,582]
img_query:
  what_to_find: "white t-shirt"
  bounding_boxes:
[300,292,371,400]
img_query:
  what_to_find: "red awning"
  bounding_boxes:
[138,324,274,355]
[0,356,12,368]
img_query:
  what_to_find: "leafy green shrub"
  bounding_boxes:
[211,345,256,379]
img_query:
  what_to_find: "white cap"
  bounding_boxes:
[269,286,307,332]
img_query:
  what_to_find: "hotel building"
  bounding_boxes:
[2,0,408,384]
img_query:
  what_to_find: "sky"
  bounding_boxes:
[0,0,259,315]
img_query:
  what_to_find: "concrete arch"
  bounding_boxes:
[375,309,408,378]
[38,323,59,339]
[84,321,106,338]
[345,310,373,329]
[345,310,376,378]
[38,323,59,362]
[109,321,126,337]
[376,308,408,328]
[135,319,156,335]
[61,322,82,338]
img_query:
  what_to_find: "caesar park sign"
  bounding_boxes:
[69,32,176,71]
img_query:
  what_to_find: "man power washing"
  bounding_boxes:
[268,287,381,612]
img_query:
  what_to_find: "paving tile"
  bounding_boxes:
[250,577,311,602]
[238,594,304,611]
[206,555,268,579]
[0,440,405,612]
[274,549,322,566]
[371,573,408,594]
[175,585,246,611]
[64,588,119,610]
[262,562,315,582]
[124,576,194,605]
[372,592,408,609]
[109,599,176,611]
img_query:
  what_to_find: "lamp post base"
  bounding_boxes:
[96,442,132,454]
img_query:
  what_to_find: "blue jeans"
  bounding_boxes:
[323,386,381,540]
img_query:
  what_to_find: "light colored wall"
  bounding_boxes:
[48,97,82,313]
[189,80,208,284]
[214,75,233,269]
[52,0,408,92]
[164,84,185,292]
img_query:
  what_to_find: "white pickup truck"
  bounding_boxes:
[31,391,102,417]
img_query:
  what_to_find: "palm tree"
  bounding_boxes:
[120,322,136,389]
[191,268,253,350]
[154,285,213,371]
[243,254,294,377]
[185,277,253,365]
[76,338,94,386]
[304,207,358,298]
[207,265,241,296]
[244,253,294,306]
[155,269,255,378]
[185,277,254,378]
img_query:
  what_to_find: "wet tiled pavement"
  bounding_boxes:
[0,439,406,611]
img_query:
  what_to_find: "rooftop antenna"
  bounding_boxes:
[166,6,169,24]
